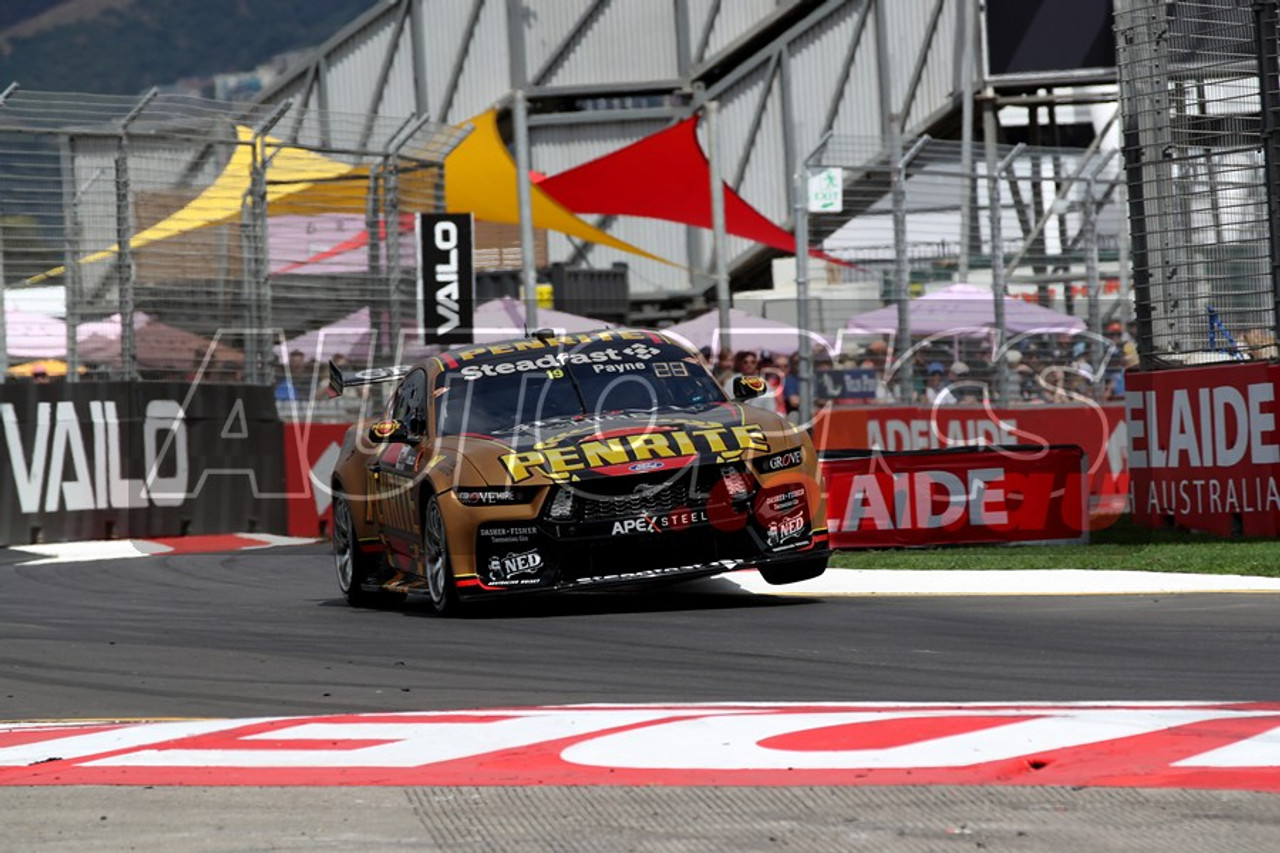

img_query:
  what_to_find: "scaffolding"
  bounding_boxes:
[1115,0,1280,365]
[0,88,468,384]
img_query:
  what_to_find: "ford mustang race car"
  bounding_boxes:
[328,328,828,613]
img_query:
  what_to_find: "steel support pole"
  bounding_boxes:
[246,101,290,384]
[60,137,82,382]
[513,89,539,327]
[890,120,911,402]
[988,136,1025,404]
[1254,0,1280,339]
[958,0,976,279]
[114,88,158,382]
[891,123,929,403]
[793,165,812,423]
[706,101,732,352]
[0,210,7,384]
[0,84,16,382]
[1085,150,1119,378]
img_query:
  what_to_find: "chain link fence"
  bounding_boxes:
[1115,0,1280,365]
[794,133,1126,404]
[0,88,468,402]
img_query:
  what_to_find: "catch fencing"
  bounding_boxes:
[1115,0,1280,365]
[795,133,1125,403]
[0,88,468,389]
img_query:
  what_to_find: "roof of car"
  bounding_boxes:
[434,328,679,367]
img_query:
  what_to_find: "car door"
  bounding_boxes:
[368,368,428,569]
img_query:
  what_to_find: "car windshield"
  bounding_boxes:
[434,338,726,436]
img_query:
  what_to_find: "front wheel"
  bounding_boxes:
[423,493,461,615]
[333,493,380,606]
[758,553,828,586]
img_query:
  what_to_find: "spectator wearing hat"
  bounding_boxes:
[923,361,957,405]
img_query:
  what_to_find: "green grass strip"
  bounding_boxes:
[827,516,1280,577]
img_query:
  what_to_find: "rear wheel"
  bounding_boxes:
[423,493,461,615]
[758,553,828,586]
[333,493,379,606]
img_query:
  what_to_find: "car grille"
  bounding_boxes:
[550,465,732,522]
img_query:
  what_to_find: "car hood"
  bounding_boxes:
[439,404,804,486]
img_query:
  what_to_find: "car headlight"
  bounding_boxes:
[455,487,539,507]
[547,487,576,520]
[720,464,753,500]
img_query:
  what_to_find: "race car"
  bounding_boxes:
[328,328,828,613]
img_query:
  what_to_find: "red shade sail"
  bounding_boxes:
[539,117,822,259]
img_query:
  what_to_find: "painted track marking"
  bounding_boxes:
[2,702,1278,790]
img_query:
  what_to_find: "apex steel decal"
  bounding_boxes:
[3,703,1279,789]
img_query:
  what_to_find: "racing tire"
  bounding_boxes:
[757,554,828,586]
[423,492,462,616]
[333,492,388,607]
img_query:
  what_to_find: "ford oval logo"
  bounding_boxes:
[628,461,665,472]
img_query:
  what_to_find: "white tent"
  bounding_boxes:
[663,307,833,356]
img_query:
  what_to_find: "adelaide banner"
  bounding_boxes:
[1125,362,1280,537]
[813,403,1128,519]
[822,445,1089,549]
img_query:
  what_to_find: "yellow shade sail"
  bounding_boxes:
[444,110,666,262]
[28,111,668,284]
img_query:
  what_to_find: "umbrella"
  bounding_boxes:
[663,307,832,356]
[469,297,615,343]
[76,312,243,371]
[4,305,67,359]
[6,359,84,377]
[843,282,1086,337]
[278,306,373,363]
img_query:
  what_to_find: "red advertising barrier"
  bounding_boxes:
[822,445,1088,549]
[282,423,350,537]
[1126,362,1280,537]
[813,403,1128,519]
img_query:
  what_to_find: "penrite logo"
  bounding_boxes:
[418,213,474,345]
[0,399,189,513]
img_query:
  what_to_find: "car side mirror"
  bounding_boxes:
[732,375,768,401]
[368,419,411,444]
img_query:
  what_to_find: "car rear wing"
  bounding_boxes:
[328,360,413,397]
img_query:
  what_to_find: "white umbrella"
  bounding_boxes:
[663,307,832,356]
[469,297,615,343]
[4,305,67,359]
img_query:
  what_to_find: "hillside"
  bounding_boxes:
[0,0,374,95]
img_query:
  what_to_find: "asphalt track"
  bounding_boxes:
[2,543,1279,850]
